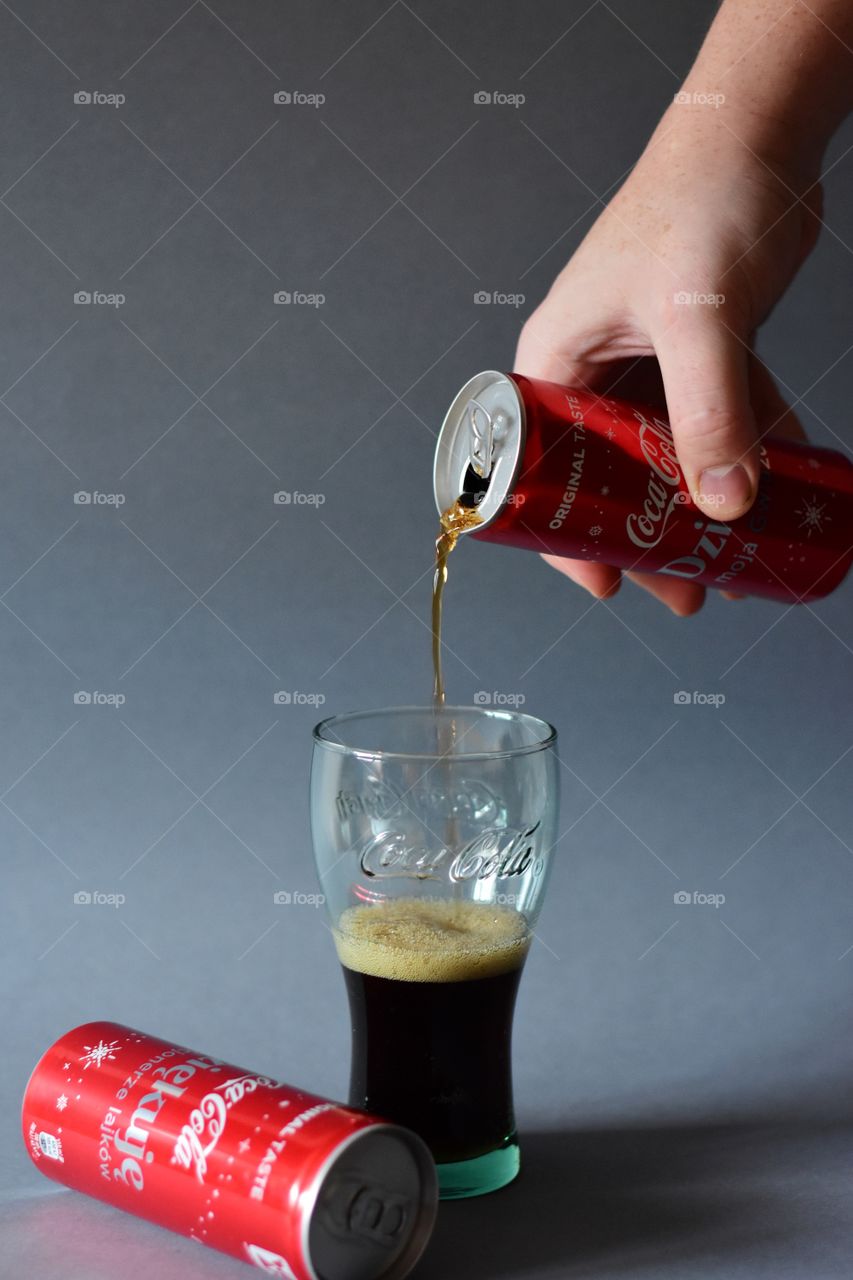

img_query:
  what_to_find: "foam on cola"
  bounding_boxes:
[334,897,530,980]
[334,899,530,1164]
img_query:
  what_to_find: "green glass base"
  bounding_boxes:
[436,1135,520,1199]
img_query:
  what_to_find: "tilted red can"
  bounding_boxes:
[22,1021,437,1280]
[433,371,853,602]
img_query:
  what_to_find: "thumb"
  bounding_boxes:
[653,311,759,521]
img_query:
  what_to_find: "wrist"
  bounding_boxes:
[652,95,821,192]
[668,0,853,188]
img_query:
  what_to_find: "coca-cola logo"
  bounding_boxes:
[171,1090,227,1183]
[170,1073,274,1184]
[625,411,687,550]
[357,822,542,883]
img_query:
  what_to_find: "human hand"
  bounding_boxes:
[515,106,820,614]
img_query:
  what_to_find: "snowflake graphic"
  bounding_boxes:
[589,525,603,538]
[600,486,610,496]
[795,494,829,538]
[238,1138,252,1154]
[79,1039,121,1070]
[56,1094,68,1112]
[605,427,616,441]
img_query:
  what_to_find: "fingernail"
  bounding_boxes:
[696,464,752,517]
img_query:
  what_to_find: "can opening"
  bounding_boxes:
[458,462,490,509]
[433,372,524,532]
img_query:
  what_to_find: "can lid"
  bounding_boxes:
[433,371,525,530]
[305,1124,438,1280]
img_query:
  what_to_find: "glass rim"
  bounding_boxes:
[312,704,558,763]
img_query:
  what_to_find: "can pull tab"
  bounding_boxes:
[468,398,508,479]
[347,1185,410,1245]
[322,1175,411,1249]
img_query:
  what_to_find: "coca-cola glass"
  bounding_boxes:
[310,705,559,1199]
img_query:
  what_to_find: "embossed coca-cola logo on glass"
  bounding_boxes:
[357,822,543,883]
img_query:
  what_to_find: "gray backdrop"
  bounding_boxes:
[1,2,852,1278]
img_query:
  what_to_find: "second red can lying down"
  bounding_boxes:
[22,1020,437,1280]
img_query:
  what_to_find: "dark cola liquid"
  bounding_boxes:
[343,964,523,1163]
[336,898,529,1165]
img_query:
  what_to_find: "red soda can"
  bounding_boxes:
[22,1021,437,1280]
[433,371,853,602]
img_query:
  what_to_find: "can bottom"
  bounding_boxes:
[308,1125,437,1280]
[436,1134,520,1199]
